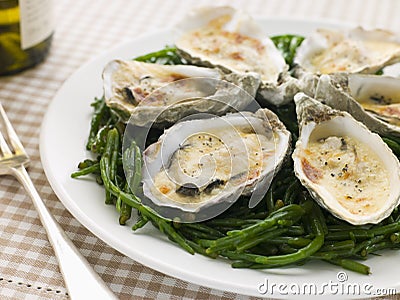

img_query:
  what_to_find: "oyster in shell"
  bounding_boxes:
[103,59,260,126]
[294,27,400,75]
[142,108,291,219]
[292,93,400,225]
[174,6,298,106]
[314,73,400,138]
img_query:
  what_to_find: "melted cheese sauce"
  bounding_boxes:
[179,15,281,82]
[308,29,400,74]
[355,94,400,126]
[152,129,275,205]
[112,61,198,107]
[310,39,366,73]
[302,136,390,216]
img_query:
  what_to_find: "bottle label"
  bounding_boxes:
[19,0,54,49]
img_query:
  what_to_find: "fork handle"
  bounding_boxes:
[12,166,117,300]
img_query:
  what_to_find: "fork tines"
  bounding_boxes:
[0,102,28,160]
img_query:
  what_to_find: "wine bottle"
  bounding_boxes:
[0,0,53,75]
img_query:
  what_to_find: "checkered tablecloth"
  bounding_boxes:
[0,0,399,299]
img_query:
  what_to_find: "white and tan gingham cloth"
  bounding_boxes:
[0,0,399,299]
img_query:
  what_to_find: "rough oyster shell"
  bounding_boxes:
[292,92,400,225]
[314,73,400,138]
[142,108,291,217]
[103,59,260,126]
[174,6,298,106]
[294,27,400,74]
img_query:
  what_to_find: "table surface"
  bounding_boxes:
[1,0,400,299]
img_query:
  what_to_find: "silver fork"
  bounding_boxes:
[0,102,117,300]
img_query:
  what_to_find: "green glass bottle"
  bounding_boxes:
[0,0,53,75]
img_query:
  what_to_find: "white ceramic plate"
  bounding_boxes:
[40,18,400,299]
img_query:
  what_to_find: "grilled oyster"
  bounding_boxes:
[295,27,400,75]
[174,6,298,106]
[142,108,291,220]
[314,73,400,138]
[292,93,400,225]
[103,59,260,126]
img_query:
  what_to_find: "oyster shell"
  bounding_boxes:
[383,63,400,77]
[292,93,400,225]
[314,73,400,138]
[174,6,298,106]
[103,59,260,126]
[294,27,400,75]
[142,108,291,218]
